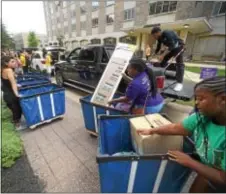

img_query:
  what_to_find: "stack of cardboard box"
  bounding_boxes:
[130,114,183,155]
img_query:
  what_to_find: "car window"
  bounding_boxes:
[69,48,81,60]
[33,53,41,59]
[101,49,109,63]
[78,48,95,61]
[105,48,114,59]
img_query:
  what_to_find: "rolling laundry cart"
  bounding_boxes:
[97,114,194,193]
[17,79,50,88]
[80,94,128,136]
[19,83,65,129]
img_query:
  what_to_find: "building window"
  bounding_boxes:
[71,10,76,17]
[63,1,67,8]
[92,1,99,10]
[64,26,68,33]
[104,37,116,45]
[106,0,115,6]
[63,12,67,20]
[92,18,98,27]
[72,41,78,48]
[124,8,135,21]
[106,13,114,24]
[119,36,137,45]
[81,22,86,30]
[71,24,76,31]
[81,6,86,14]
[80,40,88,46]
[91,39,101,44]
[149,1,177,15]
[212,1,226,16]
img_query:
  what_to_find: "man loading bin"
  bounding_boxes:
[151,27,185,92]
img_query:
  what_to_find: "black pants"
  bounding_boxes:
[6,99,22,123]
[22,66,28,74]
[159,46,185,83]
[146,55,150,61]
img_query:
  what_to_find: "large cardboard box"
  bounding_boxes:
[130,114,183,155]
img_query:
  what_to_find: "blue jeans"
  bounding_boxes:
[145,103,164,114]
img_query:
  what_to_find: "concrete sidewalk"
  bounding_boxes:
[184,71,202,83]
[185,62,225,69]
[16,86,194,193]
[20,97,100,192]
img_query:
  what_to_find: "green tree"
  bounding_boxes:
[1,23,15,50]
[27,31,39,47]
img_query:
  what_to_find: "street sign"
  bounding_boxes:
[200,67,218,79]
[91,43,136,106]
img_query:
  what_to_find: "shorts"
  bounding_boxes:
[45,66,52,74]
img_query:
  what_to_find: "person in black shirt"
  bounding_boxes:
[151,27,185,91]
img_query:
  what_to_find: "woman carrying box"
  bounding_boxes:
[108,58,164,115]
[138,76,226,192]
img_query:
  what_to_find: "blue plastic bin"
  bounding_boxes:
[17,73,49,82]
[97,115,194,193]
[17,79,50,88]
[79,94,128,135]
[19,83,65,127]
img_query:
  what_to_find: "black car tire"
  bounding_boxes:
[55,71,64,87]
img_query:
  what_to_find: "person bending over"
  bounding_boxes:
[109,58,164,115]
[138,76,226,193]
[151,27,185,92]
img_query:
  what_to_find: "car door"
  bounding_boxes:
[76,47,99,88]
[62,47,81,81]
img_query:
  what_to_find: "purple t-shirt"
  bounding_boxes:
[125,72,164,107]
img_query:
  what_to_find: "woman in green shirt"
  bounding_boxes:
[138,76,226,192]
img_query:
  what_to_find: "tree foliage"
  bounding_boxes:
[1,23,15,50]
[27,31,39,47]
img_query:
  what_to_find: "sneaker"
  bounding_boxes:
[174,83,183,91]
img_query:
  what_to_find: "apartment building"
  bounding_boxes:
[13,32,48,50]
[43,1,226,61]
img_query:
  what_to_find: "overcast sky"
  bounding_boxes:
[2,1,46,35]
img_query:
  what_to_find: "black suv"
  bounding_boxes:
[55,44,126,93]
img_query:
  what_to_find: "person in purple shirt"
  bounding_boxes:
[109,58,164,115]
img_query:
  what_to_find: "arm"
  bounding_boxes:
[189,159,226,185]
[137,123,191,136]
[155,41,161,54]
[168,150,226,185]
[109,96,130,104]
[7,69,19,97]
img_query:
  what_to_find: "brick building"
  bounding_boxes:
[43,1,225,61]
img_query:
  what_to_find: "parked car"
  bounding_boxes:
[55,44,127,93]
[55,44,195,102]
[31,47,66,74]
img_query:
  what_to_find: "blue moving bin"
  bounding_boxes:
[19,83,65,128]
[80,94,128,135]
[17,79,50,88]
[97,115,194,193]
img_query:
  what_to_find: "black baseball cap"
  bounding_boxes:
[151,27,161,34]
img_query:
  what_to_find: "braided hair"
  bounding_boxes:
[194,76,226,159]
[129,57,157,97]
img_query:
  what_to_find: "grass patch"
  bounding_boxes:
[185,66,225,77]
[1,101,23,168]
[175,99,194,107]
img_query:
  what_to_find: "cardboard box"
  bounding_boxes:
[130,114,183,155]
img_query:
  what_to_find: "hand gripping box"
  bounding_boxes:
[130,114,183,155]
